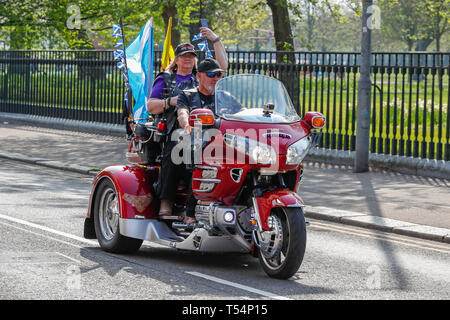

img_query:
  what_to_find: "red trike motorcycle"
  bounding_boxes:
[84,74,325,279]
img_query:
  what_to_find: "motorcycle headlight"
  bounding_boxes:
[286,137,311,165]
[224,133,276,164]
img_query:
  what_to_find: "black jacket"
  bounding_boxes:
[176,87,215,113]
[165,88,215,135]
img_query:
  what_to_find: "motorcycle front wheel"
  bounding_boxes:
[93,178,143,254]
[258,207,307,279]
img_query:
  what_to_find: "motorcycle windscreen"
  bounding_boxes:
[215,74,300,123]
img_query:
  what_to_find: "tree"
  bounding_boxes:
[266,0,294,52]
[0,0,168,49]
[378,0,449,51]
[162,1,181,47]
[210,0,270,49]
[424,0,449,51]
[294,0,361,51]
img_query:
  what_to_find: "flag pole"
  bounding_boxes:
[119,17,133,121]
[146,18,154,100]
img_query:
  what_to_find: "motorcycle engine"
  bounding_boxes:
[194,204,214,229]
[194,204,254,234]
[237,207,255,233]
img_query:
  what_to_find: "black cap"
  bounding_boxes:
[197,58,224,73]
[175,43,197,57]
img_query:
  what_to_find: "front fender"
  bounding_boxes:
[86,165,159,220]
[254,189,305,231]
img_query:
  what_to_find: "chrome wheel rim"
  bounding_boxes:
[261,211,289,270]
[99,187,120,241]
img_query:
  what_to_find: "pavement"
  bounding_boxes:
[0,121,449,244]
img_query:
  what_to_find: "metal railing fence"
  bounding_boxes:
[0,49,449,160]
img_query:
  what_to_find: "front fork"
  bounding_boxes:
[250,190,305,256]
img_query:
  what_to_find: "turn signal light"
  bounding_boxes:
[197,114,215,125]
[189,108,215,127]
[302,111,326,130]
[312,116,325,129]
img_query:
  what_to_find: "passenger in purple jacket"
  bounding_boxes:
[147,27,228,219]
[146,27,227,115]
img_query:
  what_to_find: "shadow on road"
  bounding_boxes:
[355,171,410,291]
[78,246,336,298]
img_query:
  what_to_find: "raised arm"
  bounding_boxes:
[200,27,228,71]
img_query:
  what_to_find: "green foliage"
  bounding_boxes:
[378,0,449,51]
[0,0,448,51]
[0,0,241,49]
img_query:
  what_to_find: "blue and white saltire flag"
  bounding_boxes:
[114,49,124,60]
[112,24,121,35]
[117,62,124,69]
[197,42,207,51]
[125,18,154,121]
[192,33,213,58]
[113,23,125,70]
[192,33,202,42]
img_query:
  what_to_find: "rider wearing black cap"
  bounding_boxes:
[175,58,225,224]
[150,28,228,219]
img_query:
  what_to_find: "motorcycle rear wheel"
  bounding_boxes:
[93,178,143,253]
[258,207,306,279]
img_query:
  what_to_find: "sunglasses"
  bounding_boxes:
[205,72,223,78]
[179,53,196,58]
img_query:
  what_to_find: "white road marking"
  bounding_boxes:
[310,221,450,254]
[0,261,74,265]
[186,271,293,300]
[55,252,81,264]
[0,221,84,249]
[0,213,97,246]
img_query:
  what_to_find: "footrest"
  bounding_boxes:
[158,215,183,221]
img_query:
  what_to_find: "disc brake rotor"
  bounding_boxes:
[258,215,283,259]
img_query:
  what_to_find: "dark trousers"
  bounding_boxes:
[158,141,197,217]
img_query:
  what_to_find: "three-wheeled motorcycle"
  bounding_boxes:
[84,74,325,279]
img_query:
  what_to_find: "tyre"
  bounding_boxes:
[258,207,307,279]
[93,178,143,253]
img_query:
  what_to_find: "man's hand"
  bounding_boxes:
[169,95,178,107]
[200,27,218,42]
[177,108,190,132]
[184,125,193,134]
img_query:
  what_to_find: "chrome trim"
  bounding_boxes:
[98,185,119,241]
[222,133,235,147]
[230,168,243,183]
[262,132,292,139]
[119,215,251,253]
[196,165,219,172]
[193,178,221,183]
[252,197,263,233]
[174,228,250,253]
[193,183,215,193]
[119,218,183,245]
[126,152,139,158]
[286,199,305,207]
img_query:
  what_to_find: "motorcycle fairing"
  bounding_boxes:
[218,119,310,156]
[87,165,159,220]
[254,189,305,230]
